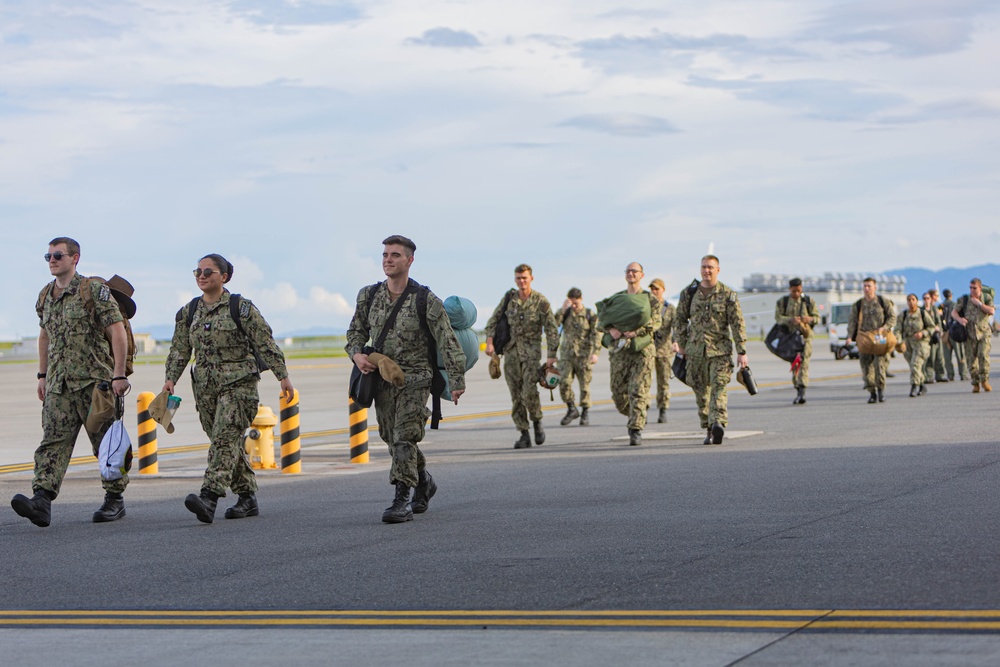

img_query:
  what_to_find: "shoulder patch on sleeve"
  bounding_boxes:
[98,284,111,302]
[240,299,251,319]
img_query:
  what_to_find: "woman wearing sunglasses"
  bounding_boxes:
[163,253,294,524]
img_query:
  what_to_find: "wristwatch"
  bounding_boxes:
[37,372,46,379]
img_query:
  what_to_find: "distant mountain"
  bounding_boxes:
[887,264,1000,295]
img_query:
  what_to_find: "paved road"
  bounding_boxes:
[2,342,999,665]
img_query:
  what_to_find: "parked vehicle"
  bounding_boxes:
[828,302,859,359]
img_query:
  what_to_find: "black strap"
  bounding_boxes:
[373,284,412,351]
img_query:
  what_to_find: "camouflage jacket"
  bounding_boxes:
[675,281,747,358]
[554,305,599,360]
[165,290,289,388]
[653,301,675,358]
[774,294,820,339]
[36,273,123,393]
[848,295,896,339]
[894,307,934,344]
[958,292,995,341]
[345,281,466,391]
[485,289,559,361]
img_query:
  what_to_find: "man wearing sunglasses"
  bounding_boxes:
[11,237,131,527]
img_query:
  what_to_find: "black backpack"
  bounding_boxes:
[186,294,268,372]
[492,289,516,355]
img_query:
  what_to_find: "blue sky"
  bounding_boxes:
[1,0,998,338]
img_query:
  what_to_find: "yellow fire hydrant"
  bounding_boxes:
[245,404,278,469]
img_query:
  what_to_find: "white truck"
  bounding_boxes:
[828,301,859,359]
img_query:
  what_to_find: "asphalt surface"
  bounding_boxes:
[1,341,999,666]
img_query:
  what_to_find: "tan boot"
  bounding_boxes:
[984,380,992,392]
[972,383,980,393]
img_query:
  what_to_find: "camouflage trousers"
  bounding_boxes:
[922,341,945,381]
[558,355,593,408]
[792,337,813,388]
[195,378,259,497]
[964,336,992,385]
[688,354,733,429]
[504,353,542,430]
[903,339,930,386]
[859,353,890,391]
[609,346,654,431]
[373,380,431,488]
[943,338,967,380]
[653,351,674,409]
[33,382,128,498]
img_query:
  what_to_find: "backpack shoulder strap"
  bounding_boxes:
[37,283,54,313]
[781,295,790,312]
[364,281,383,319]
[79,277,96,315]
[229,294,248,338]
[185,297,201,329]
[410,280,446,430]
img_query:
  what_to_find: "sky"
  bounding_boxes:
[1,0,998,338]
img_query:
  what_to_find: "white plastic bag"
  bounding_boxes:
[98,420,132,481]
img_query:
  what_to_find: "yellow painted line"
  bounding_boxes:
[0,371,863,476]
[0,609,998,631]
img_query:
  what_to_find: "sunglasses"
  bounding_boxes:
[44,252,74,262]
[193,268,220,278]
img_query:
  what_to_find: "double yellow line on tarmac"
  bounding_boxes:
[0,609,998,631]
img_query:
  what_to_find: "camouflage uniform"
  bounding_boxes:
[346,280,466,488]
[774,294,819,389]
[894,308,934,386]
[554,305,599,409]
[675,282,747,429]
[605,290,661,431]
[33,274,125,497]
[485,290,558,431]
[847,296,896,392]
[166,291,289,498]
[652,302,676,410]
[921,305,946,383]
[940,297,967,381]
[959,292,994,386]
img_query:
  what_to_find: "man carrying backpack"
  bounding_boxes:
[555,288,599,427]
[950,278,995,393]
[11,237,132,527]
[774,278,819,405]
[347,235,467,523]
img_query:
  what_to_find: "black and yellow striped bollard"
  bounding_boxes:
[349,398,369,463]
[136,391,159,475]
[280,389,301,473]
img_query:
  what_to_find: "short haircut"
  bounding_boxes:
[200,253,234,284]
[908,293,919,301]
[567,287,582,299]
[626,262,643,272]
[382,235,416,257]
[515,263,532,275]
[701,254,719,266]
[943,289,952,298]
[929,289,938,296]
[863,277,877,285]
[971,278,982,287]
[789,278,802,287]
[921,293,930,299]
[49,237,80,256]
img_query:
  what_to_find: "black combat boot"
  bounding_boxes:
[382,482,413,523]
[628,429,642,446]
[224,493,259,519]
[868,391,878,404]
[711,422,725,445]
[579,408,590,426]
[411,470,437,514]
[910,384,917,397]
[657,408,667,423]
[533,420,545,445]
[794,386,806,405]
[92,492,126,523]
[703,428,713,445]
[514,430,531,449]
[877,388,885,403]
[184,489,219,524]
[560,404,580,426]
[918,384,927,396]
[11,489,54,528]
